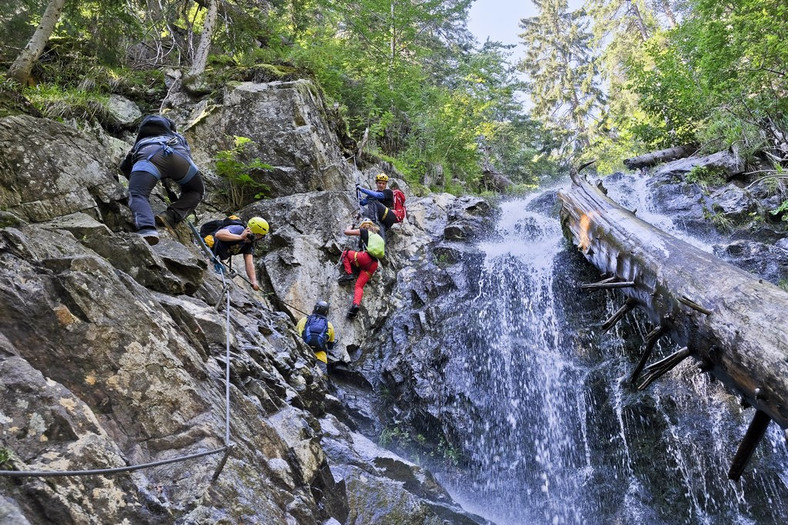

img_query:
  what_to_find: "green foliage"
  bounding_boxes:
[282,0,552,192]
[0,447,12,468]
[24,83,110,121]
[60,1,144,66]
[703,207,734,232]
[770,200,788,222]
[378,423,464,466]
[215,136,273,209]
[517,0,605,158]
[686,165,727,188]
[3,0,563,196]
[626,0,788,154]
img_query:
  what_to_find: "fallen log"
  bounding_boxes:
[623,144,696,169]
[558,170,788,478]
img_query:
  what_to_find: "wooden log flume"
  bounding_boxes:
[558,168,788,480]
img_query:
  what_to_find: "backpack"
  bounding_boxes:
[302,314,329,350]
[364,231,385,259]
[199,215,245,249]
[392,189,406,222]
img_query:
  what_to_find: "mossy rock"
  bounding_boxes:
[0,211,27,228]
[0,86,42,119]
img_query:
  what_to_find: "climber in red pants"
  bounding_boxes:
[338,218,384,318]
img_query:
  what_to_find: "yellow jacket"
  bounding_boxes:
[296,316,335,363]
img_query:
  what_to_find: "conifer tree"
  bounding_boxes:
[517,0,604,157]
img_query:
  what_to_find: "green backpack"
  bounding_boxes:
[364,232,385,259]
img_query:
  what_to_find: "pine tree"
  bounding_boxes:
[517,0,604,157]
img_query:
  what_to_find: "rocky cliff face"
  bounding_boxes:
[0,82,491,524]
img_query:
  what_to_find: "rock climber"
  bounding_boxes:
[338,218,384,318]
[119,114,204,245]
[212,217,269,291]
[297,300,336,368]
[357,173,397,240]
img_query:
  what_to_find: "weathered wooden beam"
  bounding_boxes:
[623,144,697,169]
[630,326,665,385]
[601,297,637,332]
[558,173,788,432]
[728,410,771,481]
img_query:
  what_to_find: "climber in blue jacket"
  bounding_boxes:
[357,173,397,239]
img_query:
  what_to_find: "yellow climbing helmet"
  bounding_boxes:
[375,173,389,182]
[247,217,269,236]
[359,218,375,229]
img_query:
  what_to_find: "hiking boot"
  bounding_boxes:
[337,273,355,284]
[139,228,159,246]
[155,211,177,230]
[347,304,360,318]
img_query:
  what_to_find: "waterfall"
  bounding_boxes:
[436,182,788,525]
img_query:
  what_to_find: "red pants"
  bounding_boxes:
[343,250,378,306]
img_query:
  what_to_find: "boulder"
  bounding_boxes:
[0,115,125,223]
[186,80,356,200]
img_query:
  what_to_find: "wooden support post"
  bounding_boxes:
[637,347,692,391]
[728,410,771,481]
[601,298,638,333]
[580,276,617,289]
[630,327,665,385]
[678,295,712,315]
[211,444,234,483]
[581,280,636,290]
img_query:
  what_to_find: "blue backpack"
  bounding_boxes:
[302,315,328,350]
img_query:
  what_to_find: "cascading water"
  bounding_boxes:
[435,181,788,525]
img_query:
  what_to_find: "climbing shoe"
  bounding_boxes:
[155,211,177,230]
[347,304,360,318]
[139,228,160,246]
[337,273,355,284]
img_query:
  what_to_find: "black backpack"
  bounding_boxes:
[302,314,328,350]
[199,216,245,249]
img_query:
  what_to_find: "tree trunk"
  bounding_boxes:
[7,0,67,85]
[658,0,678,28]
[558,173,788,435]
[189,0,219,77]
[623,144,696,169]
[626,0,649,41]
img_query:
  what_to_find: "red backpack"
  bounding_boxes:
[392,189,406,222]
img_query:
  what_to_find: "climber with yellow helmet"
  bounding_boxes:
[213,216,269,290]
[356,173,397,239]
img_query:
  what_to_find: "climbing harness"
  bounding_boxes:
[131,134,199,186]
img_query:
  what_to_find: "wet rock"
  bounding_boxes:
[651,150,744,180]
[713,239,788,285]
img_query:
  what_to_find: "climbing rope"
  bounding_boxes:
[0,232,236,480]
